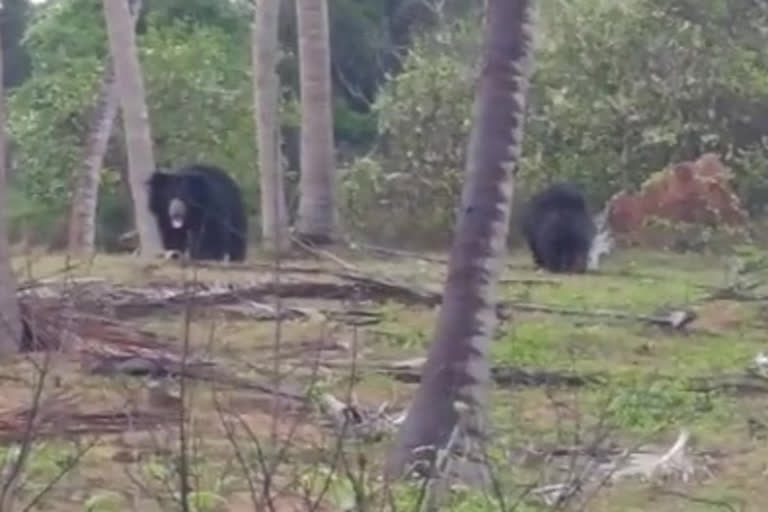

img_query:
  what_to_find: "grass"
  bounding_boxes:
[2,244,768,511]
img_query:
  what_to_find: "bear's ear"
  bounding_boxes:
[147,171,170,188]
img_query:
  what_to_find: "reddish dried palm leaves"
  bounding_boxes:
[606,153,749,246]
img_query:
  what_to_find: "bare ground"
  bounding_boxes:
[1,245,766,511]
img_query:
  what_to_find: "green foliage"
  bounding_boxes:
[23,0,107,70]
[138,21,257,208]
[637,217,751,253]
[94,178,133,251]
[143,0,250,37]
[343,0,768,245]
[493,322,563,366]
[12,0,768,249]
[0,442,82,502]
[528,0,768,209]
[731,140,768,217]
[333,99,377,147]
[7,2,259,244]
[340,17,480,246]
[84,491,125,512]
[7,56,103,207]
[137,453,237,512]
[603,375,715,433]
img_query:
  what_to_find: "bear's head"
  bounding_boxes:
[147,171,206,230]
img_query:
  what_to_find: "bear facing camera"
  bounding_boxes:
[519,183,596,274]
[147,163,248,262]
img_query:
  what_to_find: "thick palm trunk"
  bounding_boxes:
[102,0,162,258]
[0,28,22,355]
[386,0,536,478]
[253,0,290,253]
[68,0,142,258]
[295,0,336,244]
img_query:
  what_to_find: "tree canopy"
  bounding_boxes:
[6,0,768,248]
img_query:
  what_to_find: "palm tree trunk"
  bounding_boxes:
[253,0,290,253]
[102,0,162,258]
[385,0,536,479]
[0,27,22,355]
[295,0,336,244]
[68,0,142,258]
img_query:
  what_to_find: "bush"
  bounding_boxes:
[341,0,768,246]
[340,17,480,247]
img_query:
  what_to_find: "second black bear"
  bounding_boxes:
[520,183,595,273]
[147,164,248,262]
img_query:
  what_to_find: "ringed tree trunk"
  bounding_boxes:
[253,0,291,253]
[385,0,537,479]
[295,0,336,244]
[102,0,162,258]
[68,0,142,258]
[0,26,22,355]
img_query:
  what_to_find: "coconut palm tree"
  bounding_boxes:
[295,0,336,244]
[102,0,163,257]
[386,0,537,479]
[69,0,143,257]
[253,0,291,253]
[0,25,22,354]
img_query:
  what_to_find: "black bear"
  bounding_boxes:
[147,163,248,262]
[520,183,596,273]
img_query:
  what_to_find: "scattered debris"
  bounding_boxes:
[527,431,718,507]
[332,357,603,388]
[17,271,439,320]
[0,392,173,441]
[501,302,697,330]
[19,299,310,404]
[604,429,697,482]
[754,352,768,377]
[347,241,449,265]
[491,366,604,387]
[687,373,768,394]
[498,278,562,286]
[316,394,400,442]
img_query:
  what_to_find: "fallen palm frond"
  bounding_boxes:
[18,299,309,404]
[0,391,173,441]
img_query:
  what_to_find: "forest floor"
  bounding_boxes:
[2,244,767,511]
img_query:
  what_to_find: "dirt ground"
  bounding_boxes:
[2,244,767,511]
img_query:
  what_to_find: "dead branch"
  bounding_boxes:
[18,271,440,320]
[0,406,174,441]
[502,302,697,330]
[347,241,449,264]
[322,357,603,388]
[291,235,359,271]
[499,278,561,286]
[687,373,768,394]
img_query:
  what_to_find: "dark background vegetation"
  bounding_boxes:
[4,0,768,249]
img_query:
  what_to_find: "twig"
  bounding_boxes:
[502,302,697,329]
[291,234,358,271]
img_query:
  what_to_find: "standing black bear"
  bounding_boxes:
[520,183,595,273]
[147,164,248,262]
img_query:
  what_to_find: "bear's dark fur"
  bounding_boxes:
[520,183,595,273]
[147,164,247,262]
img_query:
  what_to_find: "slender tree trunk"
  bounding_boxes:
[0,26,22,355]
[0,0,31,89]
[253,0,290,253]
[385,0,536,479]
[102,0,162,258]
[69,0,142,258]
[295,0,336,244]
